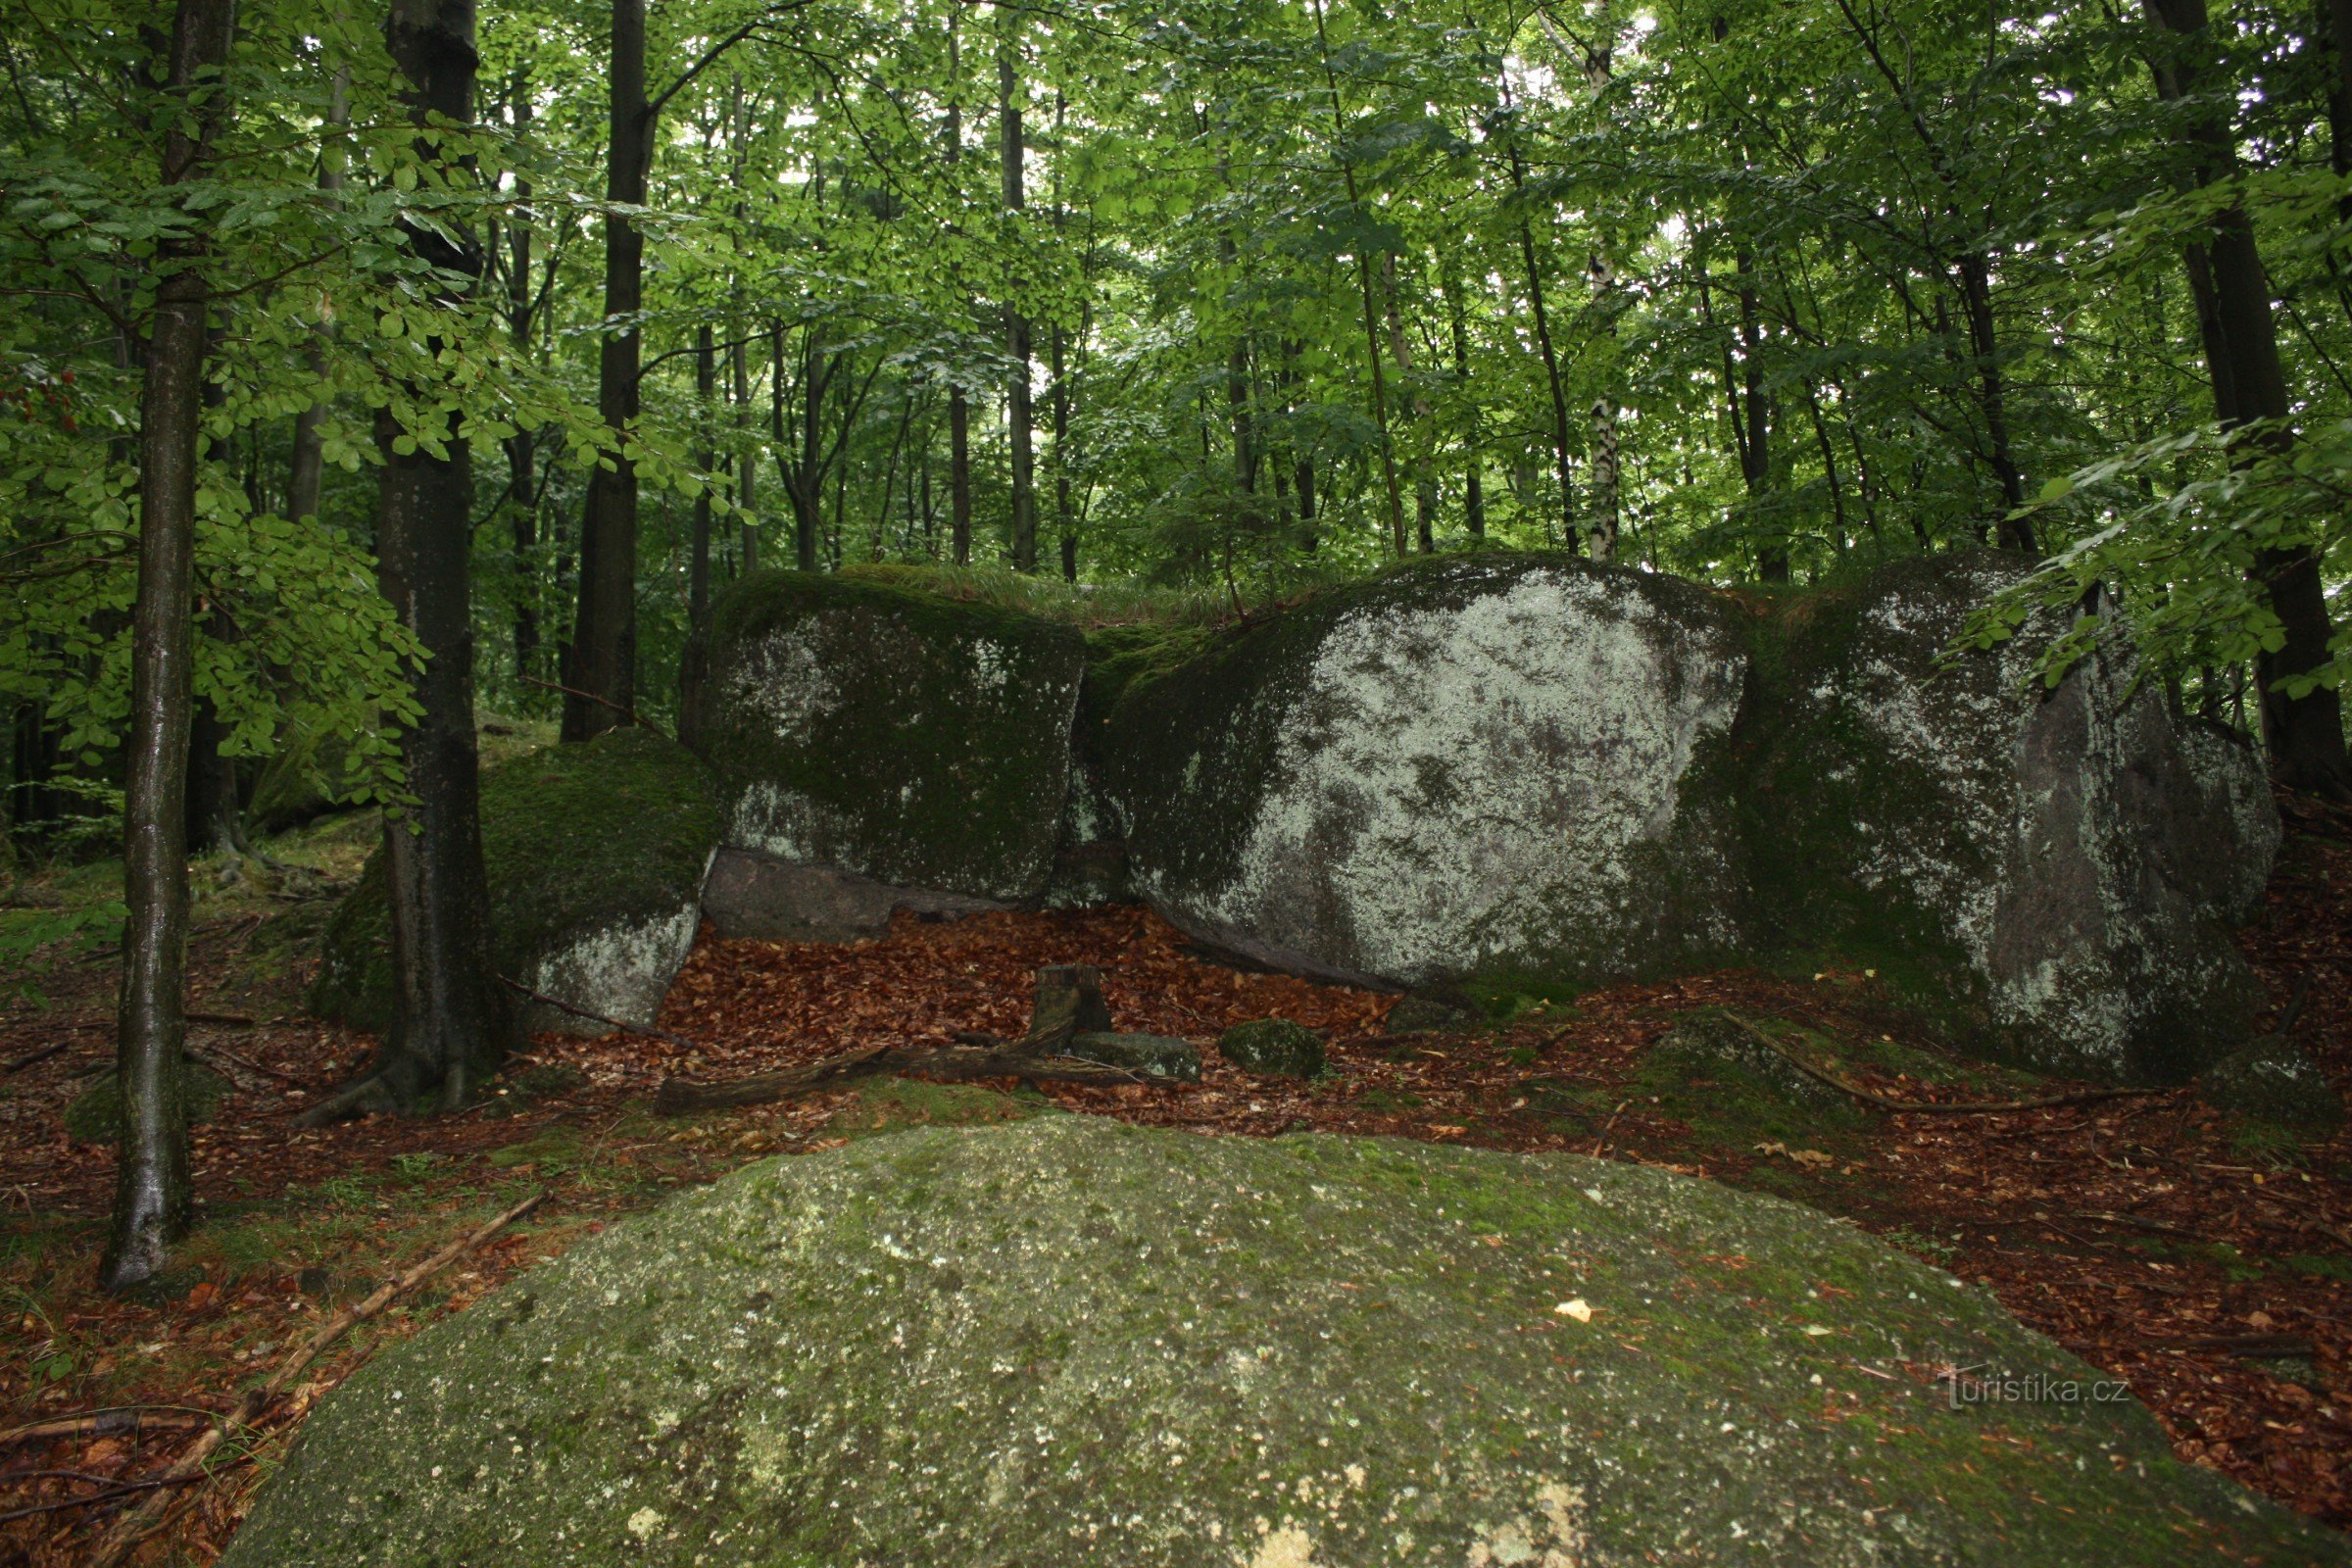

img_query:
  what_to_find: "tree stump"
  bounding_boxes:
[1026,964,1113,1048]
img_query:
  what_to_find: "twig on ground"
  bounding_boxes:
[1725,1013,2167,1115]
[0,1408,215,1446]
[83,1190,546,1568]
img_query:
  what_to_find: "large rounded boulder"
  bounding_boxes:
[311,729,719,1038]
[1741,555,2275,1082]
[1102,555,1751,986]
[699,568,1087,903]
[222,1117,2335,1567]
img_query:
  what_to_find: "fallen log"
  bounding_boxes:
[654,1042,1162,1116]
[1726,1013,2167,1115]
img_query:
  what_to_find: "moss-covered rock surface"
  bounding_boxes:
[1738,555,2269,1082]
[701,570,1086,902]
[1102,554,1751,987]
[310,730,719,1037]
[223,1117,2335,1568]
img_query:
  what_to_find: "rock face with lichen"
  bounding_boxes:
[1102,555,1752,989]
[699,569,1087,903]
[221,1117,2339,1568]
[311,730,720,1039]
[1741,556,2270,1082]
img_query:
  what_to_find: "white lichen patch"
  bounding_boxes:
[528,901,701,1033]
[1141,564,1746,982]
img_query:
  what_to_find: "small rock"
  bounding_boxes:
[1216,1018,1327,1077]
[2197,1036,2344,1132]
[1651,1011,1839,1106]
[1384,996,1480,1037]
[1058,1032,1200,1083]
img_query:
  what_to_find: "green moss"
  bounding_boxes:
[1213,1018,1326,1077]
[1638,1012,1875,1155]
[223,1119,2341,1567]
[61,1062,230,1144]
[310,730,720,1035]
[819,1077,1046,1139]
[703,570,1085,901]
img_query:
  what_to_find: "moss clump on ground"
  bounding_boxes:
[1215,1017,1326,1076]
[223,1117,2344,1567]
[1639,1010,1875,1154]
[310,729,720,1036]
[702,570,1085,902]
[62,1062,231,1144]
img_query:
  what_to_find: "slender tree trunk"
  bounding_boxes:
[104,0,238,1294]
[1585,251,1621,561]
[2147,0,2352,797]
[1499,89,1577,551]
[1000,21,1036,571]
[678,321,715,743]
[1443,258,1484,539]
[1384,255,1437,553]
[1734,244,1785,581]
[565,0,647,740]
[731,75,759,574]
[502,73,539,680]
[286,66,347,523]
[360,0,510,1115]
[1052,93,1078,580]
[944,18,974,566]
[1310,0,1406,554]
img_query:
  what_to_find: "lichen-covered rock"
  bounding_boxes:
[2199,1037,2345,1131]
[1217,1017,1326,1077]
[1383,996,1481,1036]
[1102,555,1751,988]
[1742,556,2269,1083]
[2174,722,2281,924]
[1650,1009,1839,1107]
[311,730,720,1038]
[222,1118,2338,1568]
[698,847,1005,943]
[701,569,1086,903]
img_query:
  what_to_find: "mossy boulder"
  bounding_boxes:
[700,570,1086,903]
[310,730,720,1038]
[1740,555,2271,1083]
[1217,1017,1326,1076]
[2198,1036,2344,1132]
[1649,1009,1842,1107]
[1102,554,1751,987]
[222,1117,2338,1567]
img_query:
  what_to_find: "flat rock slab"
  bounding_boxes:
[699,847,1005,943]
[223,1119,2338,1568]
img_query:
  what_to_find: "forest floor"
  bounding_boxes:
[0,795,2348,1564]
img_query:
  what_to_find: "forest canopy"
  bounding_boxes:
[4,0,2351,821]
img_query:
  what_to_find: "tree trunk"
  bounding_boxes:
[365,0,511,1114]
[1498,88,1577,552]
[945,17,974,567]
[1309,0,1405,555]
[678,321,715,744]
[502,71,539,682]
[1734,243,1785,581]
[1383,255,1437,553]
[1443,258,1484,539]
[1053,321,1076,579]
[564,0,647,741]
[104,0,238,1295]
[2146,0,2352,797]
[1000,22,1036,572]
[286,66,347,524]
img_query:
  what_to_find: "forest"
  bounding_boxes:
[3,0,2352,1559]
